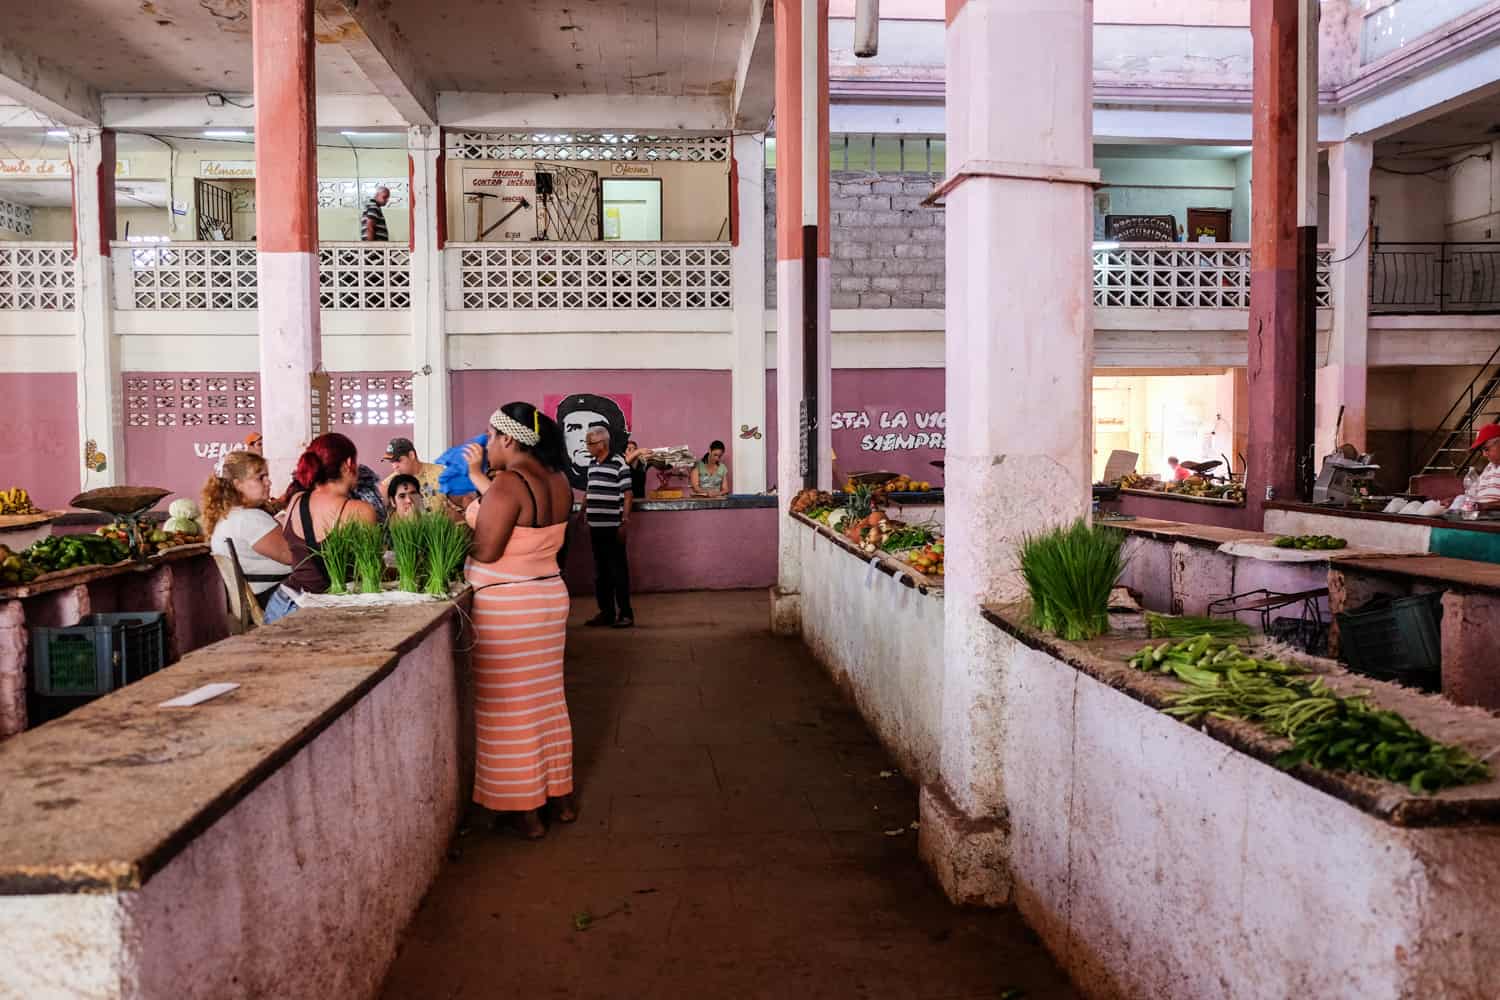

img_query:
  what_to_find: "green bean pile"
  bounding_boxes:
[1126,636,1491,794]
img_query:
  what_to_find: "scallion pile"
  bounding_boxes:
[1018,520,1125,641]
[348,522,386,594]
[421,511,471,597]
[318,522,358,595]
[1145,613,1251,640]
[388,514,426,593]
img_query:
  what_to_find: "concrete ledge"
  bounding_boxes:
[0,601,467,998]
[980,606,1500,998]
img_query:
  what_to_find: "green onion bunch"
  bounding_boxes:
[388,514,427,593]
[318,521,359,595]
[1018,520,1126,641]
[1145,613,1251,640]
[348,522,387,594]
[421,512,472,597]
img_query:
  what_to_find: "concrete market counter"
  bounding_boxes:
[1106,488,1256,529]
[978,604,1500,998]
[0,546,230,740]
[0,599,467,999]
[788,512,944,787]
[1266,501,1500,564]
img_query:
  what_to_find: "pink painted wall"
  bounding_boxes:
[766,369,947,490]
[559,505,778,595]
[1111,492,1260,530]
[123,372,414,503]
[451,369,733,458]
[0,374,80,510]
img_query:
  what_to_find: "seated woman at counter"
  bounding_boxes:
[690,440,730,498]
[624,440,651,499]
[264,432,380,623]
[386,473,423,519]
[201,450,294,611]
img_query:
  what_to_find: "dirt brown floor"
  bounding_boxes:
[380,590,1077,1000]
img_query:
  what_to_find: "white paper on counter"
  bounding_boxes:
[160,683,240,708]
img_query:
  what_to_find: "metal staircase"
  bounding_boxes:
[1417,341,1500,476]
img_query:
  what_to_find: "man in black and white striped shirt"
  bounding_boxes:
[583,427,635,628]
[361,186,390,241]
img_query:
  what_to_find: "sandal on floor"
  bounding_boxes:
[551,795,579,824]
[494,810,547,840]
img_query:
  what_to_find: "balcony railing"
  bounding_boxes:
[452,242,732,310]
[1093,243,1332,310]
[1371,242,1500,314]
[117,241,410,311]
[0,244,76,310]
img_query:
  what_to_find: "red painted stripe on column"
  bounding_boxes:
[729,149,740,247]
[252,0,317,253]
[817,0,831,259]
[97,131,116,257]
[774,0,803,262]
[945,0,967,25]
[408,153,416,252]
[434,132,447,251]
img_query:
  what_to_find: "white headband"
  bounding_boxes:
[490,409,540,446]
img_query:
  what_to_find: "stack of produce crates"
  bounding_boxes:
[30,612,166,697]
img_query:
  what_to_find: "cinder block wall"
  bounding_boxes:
[765,171,946,309]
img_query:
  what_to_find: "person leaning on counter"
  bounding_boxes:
[1472,423,1500,509]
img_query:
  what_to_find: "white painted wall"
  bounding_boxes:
[1372,161,1450,242]
[1445,141,1500,241]
[1231,153,1252,242]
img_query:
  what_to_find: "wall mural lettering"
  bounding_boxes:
[831,409,948,453]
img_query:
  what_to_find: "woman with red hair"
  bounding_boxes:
[263,432,380,623]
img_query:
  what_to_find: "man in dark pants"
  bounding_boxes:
[582,427,635,628]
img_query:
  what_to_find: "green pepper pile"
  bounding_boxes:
[1273,534,1347,550]
[1127,636,1490,794]
[23,533,129,574]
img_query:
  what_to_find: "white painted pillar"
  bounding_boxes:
[770,0,830,635]
[921,0,1096,906]
[70,128,122,490]
[253,0,321,488]
[731,133,768,494]
[408,125,450,460]
[1319,138,1372,457]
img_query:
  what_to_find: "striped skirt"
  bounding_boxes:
[469,574,574,812]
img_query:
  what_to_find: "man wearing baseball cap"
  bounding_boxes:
[1471,423,1500,509]
[243,431,263,456]
[380,437,447,512]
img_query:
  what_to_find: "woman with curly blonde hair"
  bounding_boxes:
[201,450,294,610]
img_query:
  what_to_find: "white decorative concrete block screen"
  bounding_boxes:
[316,179,409,208]
[0,197,34,236]
[124,373,414,428]
[445,132,730,163]
[1093,244,1332,309]
[456,244,732,309]
[0,244,76,310]
[124,243,410,310]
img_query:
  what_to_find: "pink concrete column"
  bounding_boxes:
[771,0,831,634]
[1247,0,1303,514]
[922,0,1096,905]
[253,0,322,488]
[1317,139,1372,458]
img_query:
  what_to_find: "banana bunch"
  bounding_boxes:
[0,487,40,515]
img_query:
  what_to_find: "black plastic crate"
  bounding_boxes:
[31,612,165,697]
[1268,616,1328,657]
[1336,592,1442,690]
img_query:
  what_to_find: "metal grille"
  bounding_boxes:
[125,243,411,310]
[1371,242,1500,314]
[124,375,260,429]
[456,243,732,309]
[446,131,730,162]
[1093,244,1332,309]
[318,244,412,309]
[194,179,235,241]
[0,244,75,310]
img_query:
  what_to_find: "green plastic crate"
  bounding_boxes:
[31,612,166,697]
[1336,592,1443,689]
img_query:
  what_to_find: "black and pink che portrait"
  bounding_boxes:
[552,393,631,489]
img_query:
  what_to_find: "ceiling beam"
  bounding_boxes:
[439,92,731,132]
[100,93,407,131]
[733,0,777,131]
[0,36,101,127]
[316,0,437,126]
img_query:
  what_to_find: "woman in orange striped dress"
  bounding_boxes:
[464,402,577,839]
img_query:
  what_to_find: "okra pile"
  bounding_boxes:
[1126,636,1491,794]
